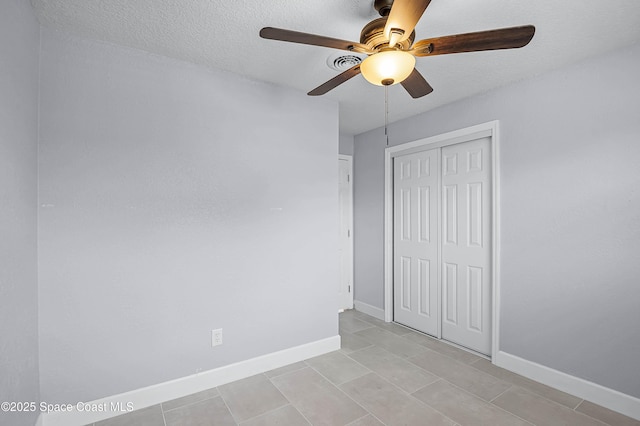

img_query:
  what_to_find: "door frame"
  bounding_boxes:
[383,121,501,358]
[339,154,354,310]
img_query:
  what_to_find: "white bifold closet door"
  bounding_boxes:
[393,149,440,336]
[393,137,492,355]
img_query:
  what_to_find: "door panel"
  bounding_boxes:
[443,184,458,245]
[441,137,492,355]
[443,262,458,324]
[393,150,439,335]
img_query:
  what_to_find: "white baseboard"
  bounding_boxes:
[494,351,640,421]
[354,300,385,321]
[41,335,340,426]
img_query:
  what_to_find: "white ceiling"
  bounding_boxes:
[31,0,640,135]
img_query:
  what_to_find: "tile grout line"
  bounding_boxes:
[488,386,540,426]
[234,403,298,426]
[226,372,290,425]
[324,348,396,426]
[414,358,540,425]
[346,412,388,426]
[217,387,241,426]
[464,354,594,415]
[489,384,514,403]
[340,341,458,426]
[380,373,459,425]
[264,382,314,426]
[160,403,168,426]
[264,361,309,380]
[400,333,484,365]
[160,393,220,414]
[295,363,388,426]
[422,379,537,426]
[344,413,373,426]
[571,398,585,411]
[569,401,616,426]
[267,368,344,426]
[302,364,376,413]
[340,342,375,356]
[570,397,609,425]
[492,384,613,426]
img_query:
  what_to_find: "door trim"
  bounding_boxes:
[383,121,501,358]
[339,154,354,310]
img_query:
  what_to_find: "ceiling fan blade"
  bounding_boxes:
[384,0,432,47]
[401,68,433,98]
[260,27,372,54]
[411,25,535,56]
[308,64,362,96]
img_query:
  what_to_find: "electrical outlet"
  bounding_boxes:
[212,329,223,347]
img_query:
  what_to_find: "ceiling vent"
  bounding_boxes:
[326,52,365,71]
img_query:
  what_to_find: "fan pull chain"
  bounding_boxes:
[384,85,389,146]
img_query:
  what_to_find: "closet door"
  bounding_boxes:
[393,149,439,336]
[441,137,492,355]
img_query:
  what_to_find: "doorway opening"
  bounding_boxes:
[339,154,354,311]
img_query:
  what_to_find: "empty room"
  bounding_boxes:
[1,0,639,425]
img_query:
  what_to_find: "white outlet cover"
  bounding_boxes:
[212,329,223,347]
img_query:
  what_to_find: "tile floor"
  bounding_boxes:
[88,310,639,426]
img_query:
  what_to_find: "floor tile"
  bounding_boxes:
[348,345,438,393]
[162,387,220,412]
[361,317,414,336]
[349,310,380,323]
[354,327,427,359]
[576,400,640,426]
[239,404,310,426]
[339,316,375,334]
[305,351,370,385]
[271,367,366,426]
[346,414,385,426]
[412,379,530,426]
[218,374,288,422]
[493,386,606,426]
[164,396,236,426]
[409,350,511,401]
[340,331,373,355]
[264,361,307,379]
[402,331,482,364]
[470,358,582,409]
[91,311,632,426]
[340,373,455,426]
[95,405,165,426]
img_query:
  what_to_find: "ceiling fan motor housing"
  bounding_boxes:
[360,17,415,51]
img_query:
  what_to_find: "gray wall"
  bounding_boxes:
[354,43,640,398]
[38,28,339,403]
[339,133,354,156]
[0,1,40,425]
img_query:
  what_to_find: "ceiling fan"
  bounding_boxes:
[260,0,535,98]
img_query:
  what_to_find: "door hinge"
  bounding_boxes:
[347,174,350,183]
[348,285,351,293]
[347,229,351,237]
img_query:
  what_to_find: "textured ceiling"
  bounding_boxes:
[31,0,640,135]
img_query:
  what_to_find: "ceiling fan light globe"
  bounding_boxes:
[361,50,415,86]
